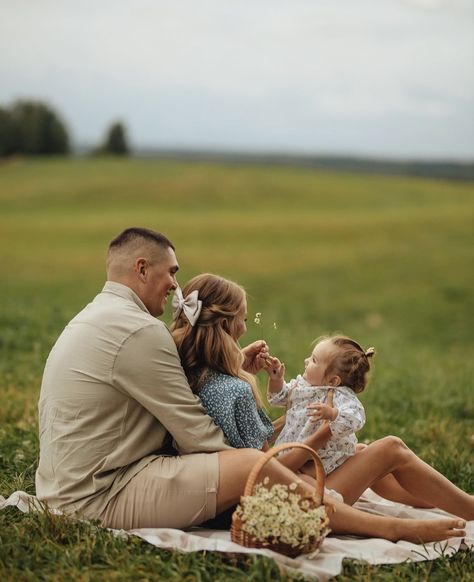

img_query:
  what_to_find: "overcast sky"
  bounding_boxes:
[1,0,473,159]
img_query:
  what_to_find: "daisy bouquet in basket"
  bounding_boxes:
[235,478,329,549]
[231,443,330,557]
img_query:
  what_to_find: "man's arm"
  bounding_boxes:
[308,394,366,437]
[275,423,332,472]
[112,323,232,454]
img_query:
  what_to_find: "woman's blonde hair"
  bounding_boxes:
[170,273,262,407]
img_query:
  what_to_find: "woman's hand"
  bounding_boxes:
[307,403,338,422]
[241,340,269,374]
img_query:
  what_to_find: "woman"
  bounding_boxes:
[171,273,472,541]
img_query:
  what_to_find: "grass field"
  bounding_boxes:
[0,157,473,580]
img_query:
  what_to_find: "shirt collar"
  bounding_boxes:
[101,281,151,315]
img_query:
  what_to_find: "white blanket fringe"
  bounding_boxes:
[1,489,472,581]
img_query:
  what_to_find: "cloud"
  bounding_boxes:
[0,0,472,157]
[399,0,471,9]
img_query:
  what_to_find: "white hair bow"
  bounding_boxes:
[172,286,202,326]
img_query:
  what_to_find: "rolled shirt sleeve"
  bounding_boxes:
[112,323,231,454]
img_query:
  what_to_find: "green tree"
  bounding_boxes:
[0,100,70,156]
[0,106,16,156]
[100,121,130,155]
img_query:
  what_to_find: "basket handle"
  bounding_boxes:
[243,442,326,505]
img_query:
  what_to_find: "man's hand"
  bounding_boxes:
[263,356,285,381]
[241,340,269,374]
[307,403,338,422]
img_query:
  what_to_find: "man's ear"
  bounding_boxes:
[136,258,147,279]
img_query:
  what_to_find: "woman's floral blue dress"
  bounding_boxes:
[198,371,273,449]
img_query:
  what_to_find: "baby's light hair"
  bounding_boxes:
[318,334,375,393]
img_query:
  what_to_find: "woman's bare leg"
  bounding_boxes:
[370,473,434,508]
[328,499,466,543]
[326,436,474,519]
[217,449,264,513]
[354,445,433,508]
[217,449,317,512]
[216,449,467,543]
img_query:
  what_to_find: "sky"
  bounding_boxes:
[1,0,473,159]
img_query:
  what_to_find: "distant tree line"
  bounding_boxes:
[0,99,130,157]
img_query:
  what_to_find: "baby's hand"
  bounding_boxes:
[307,403,338,422]
[264,356,285,380]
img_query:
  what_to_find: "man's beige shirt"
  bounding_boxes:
[36,281,230,518]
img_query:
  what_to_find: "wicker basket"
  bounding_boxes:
[231,442,329,558]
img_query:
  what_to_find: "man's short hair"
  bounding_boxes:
[108,227,175,253]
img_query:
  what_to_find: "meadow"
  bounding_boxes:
[0,157,473,580]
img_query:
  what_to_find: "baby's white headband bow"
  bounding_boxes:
[172,286,202,326]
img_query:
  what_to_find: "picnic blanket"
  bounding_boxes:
[1,489,472,581]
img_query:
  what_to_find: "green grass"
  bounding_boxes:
[0,157,473,580]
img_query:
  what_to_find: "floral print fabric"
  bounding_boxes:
[269,375,366,475]
[198,371,274,449]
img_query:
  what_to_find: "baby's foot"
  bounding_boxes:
[395,518,466,543]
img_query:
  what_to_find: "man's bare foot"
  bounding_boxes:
[393,518,466,543]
